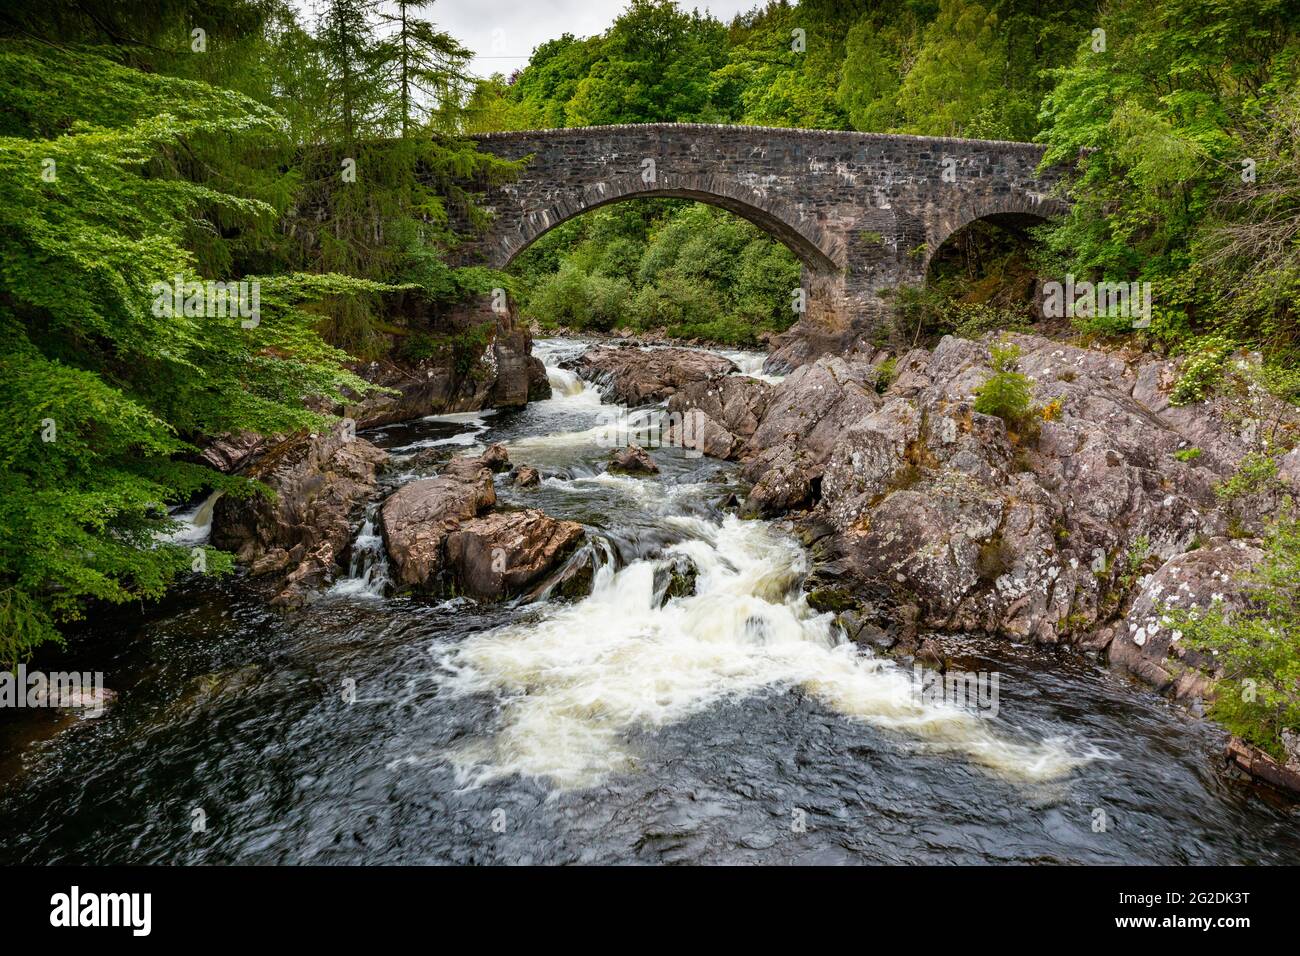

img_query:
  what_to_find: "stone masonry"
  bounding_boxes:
[461,123,1069,367]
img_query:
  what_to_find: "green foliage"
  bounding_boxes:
[1173,446,1202,462]
[1171,337,1233,405]
[974,342,1035,429]
[0,0,510,659]
[1171,512,1300,759]
[513,201,799,345]
[1037,0,1300,384]
[397,322,493,377]
[1215,452,1282,502]
[873,357,898,394]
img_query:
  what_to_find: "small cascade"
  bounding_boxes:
[330,512,390,599]
[162,490,223,546]
[437,513,1091,790]
[546,365,586,397]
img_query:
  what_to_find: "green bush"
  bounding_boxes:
[1215,452,1281,502]
[1171,337,1232,405]
[628,272,720,333]
[974,342,1034,430]
[526,264,632,332]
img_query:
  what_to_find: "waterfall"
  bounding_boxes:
[161,489,223,546]
[329,512,390,599]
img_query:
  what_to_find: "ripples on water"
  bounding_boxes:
[1,338,1297,864]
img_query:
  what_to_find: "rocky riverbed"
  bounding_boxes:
[2,334,1299,864]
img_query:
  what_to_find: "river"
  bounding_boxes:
[1,338,1297,864]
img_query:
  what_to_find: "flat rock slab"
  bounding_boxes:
[568,346,736,406]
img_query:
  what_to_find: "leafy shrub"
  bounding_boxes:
[1215,452,1281,501]
[974,342,1034,430]
[525,264,632,332]
[874,356,898,393]
[1171,337,1232,405]
[628,272,719,333]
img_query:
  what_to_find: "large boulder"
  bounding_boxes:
[1105,539,1266,702]
[379,448,587,602]
[568,346,736,405]
[737,356,881,514]
[665,376,773,460]
[444,509,586,601]
[667,407,741,460]
[668,376,772,441]
[380,454,497,588]
[210,422,387,606]
[607,443,659,475]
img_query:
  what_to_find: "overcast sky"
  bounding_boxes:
[445,0,763,78]
[302,1,763,79]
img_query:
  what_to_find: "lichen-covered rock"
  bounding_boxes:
[743,355,881,480]
[568,345,736,406]
[210,422,387,606]
[666,376,773,458]
[444,509,586,601]
[746,332,1297,651]
[667,407,739,459]
[1107,540,1265,701]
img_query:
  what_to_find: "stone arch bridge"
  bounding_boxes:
[464,123,1068,365]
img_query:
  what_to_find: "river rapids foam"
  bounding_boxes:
[434,511,1095,790]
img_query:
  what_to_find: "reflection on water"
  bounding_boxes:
[1,338,1297,865]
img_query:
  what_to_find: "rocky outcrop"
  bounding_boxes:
[1104,540,1265,702]
[340,308,549,429]
[806,335,1244,644]
[199,431,273,473]
[739,356,882,515]
[686,333,1294,668]
[444,510,586,600]
[380,454,497,588]
[567,346,736,405]
[607,443,659,475]
[380,447,587,601]
[210,422,387,606]
[665,376,773,459]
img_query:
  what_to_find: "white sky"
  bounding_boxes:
[298,1,765,80]
[442,0,762,79]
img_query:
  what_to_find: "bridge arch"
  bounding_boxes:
[922,192,1068,275]
[490,171,844,274]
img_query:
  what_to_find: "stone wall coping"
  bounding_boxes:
[469,122,1047,152]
